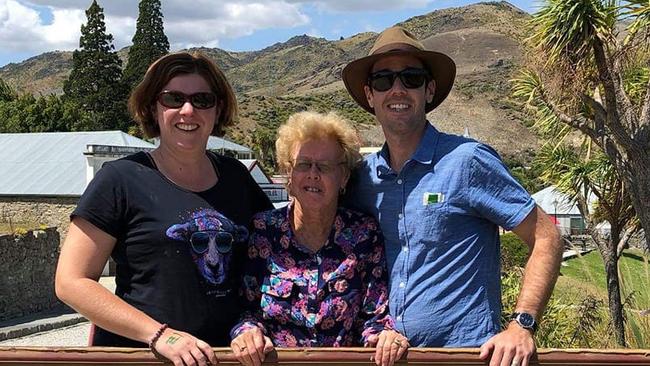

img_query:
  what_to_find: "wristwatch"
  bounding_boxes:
[510,312,538,332]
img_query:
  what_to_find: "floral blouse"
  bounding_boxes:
[230,204,394,347]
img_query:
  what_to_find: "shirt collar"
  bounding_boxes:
[411,123,439,164]
[375,122,439,179]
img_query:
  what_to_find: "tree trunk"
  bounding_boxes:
[594,234,626,347]
[623,156,650,251]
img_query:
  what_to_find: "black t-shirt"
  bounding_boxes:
[72,151,273,347]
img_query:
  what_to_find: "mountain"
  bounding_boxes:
[0,52,72,96]
[0,1,538,162]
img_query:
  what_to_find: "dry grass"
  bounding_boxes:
[0,221,41,235]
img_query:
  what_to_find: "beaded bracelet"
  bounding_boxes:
[148,323,169,352]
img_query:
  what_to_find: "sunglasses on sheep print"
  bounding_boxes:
[189,230,234,254]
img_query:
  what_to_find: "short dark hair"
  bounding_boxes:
[128,52,237,138]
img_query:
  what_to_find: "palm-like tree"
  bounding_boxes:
[535,143,636,346]
[513,0,649,253]
[513,0,649,346]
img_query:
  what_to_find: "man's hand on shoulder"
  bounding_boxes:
[478,321,535,366]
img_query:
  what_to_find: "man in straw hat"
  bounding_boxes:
[342,26,563,366]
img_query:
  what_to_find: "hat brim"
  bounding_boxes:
[342,50,456,114]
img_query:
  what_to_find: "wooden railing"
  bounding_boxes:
[0,347,649,365]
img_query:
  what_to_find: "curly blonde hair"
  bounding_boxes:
[275,111,361,174]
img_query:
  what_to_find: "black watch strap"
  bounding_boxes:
[510,312,538,332]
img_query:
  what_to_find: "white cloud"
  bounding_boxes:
[41,8,85,46]
[0,0,83,53]
[306,27,322,38]
[287,0,432,12]
[165,1,309,50]
[0,0,311,58]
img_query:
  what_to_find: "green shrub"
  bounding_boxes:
[501,232,529,271]
[501,269,579,348]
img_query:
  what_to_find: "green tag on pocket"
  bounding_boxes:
[423,192,444,205]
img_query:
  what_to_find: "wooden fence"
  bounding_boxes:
[0,347,649,365]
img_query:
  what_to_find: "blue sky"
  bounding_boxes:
[0,1,540,68]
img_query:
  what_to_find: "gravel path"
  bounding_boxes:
[0,277,114,347]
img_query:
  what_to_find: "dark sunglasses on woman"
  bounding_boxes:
[368,68,429,92]
[190,230,234,254]
[158,91,217,109]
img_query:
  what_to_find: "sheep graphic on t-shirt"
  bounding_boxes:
[166,208,248,285]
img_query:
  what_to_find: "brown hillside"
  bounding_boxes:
[0,52,71,95]
[0,1,538,164]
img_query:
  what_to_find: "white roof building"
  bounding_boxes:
[239,159,272,184]
[532,185,609,236]
[0,131,154,197]
[239,159,288,204]
[153,136,254,159]
[532,186,581,216]
[206,136,253,158]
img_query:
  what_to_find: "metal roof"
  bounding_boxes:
[0,131,154,196]
[532,186,582,215]
[239,159,272,184]
[206,136,252,152]
[152,136,252,152]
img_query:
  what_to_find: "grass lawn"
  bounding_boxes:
[558,248,650,310]
[552,248,650,348]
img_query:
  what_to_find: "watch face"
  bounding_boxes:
[518,313,535,328]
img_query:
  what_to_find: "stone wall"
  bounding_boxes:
[0,196,79,242]
[0,228,61,321]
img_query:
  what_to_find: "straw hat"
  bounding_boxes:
[342,26,456,114]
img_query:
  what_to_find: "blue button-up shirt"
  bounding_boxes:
[347,123,535,347]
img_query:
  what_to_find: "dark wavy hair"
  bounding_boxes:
[128,51,237,138]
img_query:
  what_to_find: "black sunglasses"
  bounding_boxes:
[189,230,234,254]
[157,91,217,110]
[368,68,429,92]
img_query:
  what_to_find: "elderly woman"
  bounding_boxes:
[55,52,272,366]
[230,111,408,366]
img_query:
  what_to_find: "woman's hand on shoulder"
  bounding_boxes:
[152,328,217,366]
[368,329,409,366]
[231,327,274,366]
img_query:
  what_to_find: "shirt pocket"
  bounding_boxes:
[261,273,294,298]
[412,201,449,244]
[260,274,294,322]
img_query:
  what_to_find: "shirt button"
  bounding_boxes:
[397,179,403,185]
[398,213,403,219]
[396,315,402,321]
[402,246,408,252]
[399,282,405,288]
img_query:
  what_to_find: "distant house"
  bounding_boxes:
[0,131,154,240]
[240,159,288,204]
[360,146,381,156]
[206,136,254,159]
[532,186,589,236]
[152,136,254,159]
[0,131,154,197]
[0,131,277,239]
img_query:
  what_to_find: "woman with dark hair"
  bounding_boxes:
[55,52,272,366]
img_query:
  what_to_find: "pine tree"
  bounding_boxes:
[0,77,17,102]
[63,0,129,131]
[123,0,169,88]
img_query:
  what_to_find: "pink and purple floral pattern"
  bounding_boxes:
[231,204,394,347]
